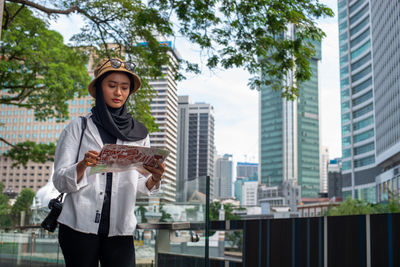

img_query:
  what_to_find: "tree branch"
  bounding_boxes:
[6,0,78,15]
[0,138,16,149]
[3,2,25,30]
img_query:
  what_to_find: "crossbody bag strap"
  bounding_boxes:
[58,116,88,201]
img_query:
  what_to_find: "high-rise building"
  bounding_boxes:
[0,89,94,194]
[320,146,329,194]
[259,26,321,198]
[241,181,258,206]
[338,0,400,202]
[215,154,233,198]
[146,41,180,203]
[328,159,342,200]
[176,95,215,202]
[237,162,258,179]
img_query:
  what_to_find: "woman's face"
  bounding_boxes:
[101,72,131,108]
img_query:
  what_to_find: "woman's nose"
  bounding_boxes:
[114,86,122,95]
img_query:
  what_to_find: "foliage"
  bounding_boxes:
[325,196,400,216]
[209,201,241,221]
[0,183,11,227]
[10,188,35,226]
[136,205,148,223]
[226,231,243,251]
[1,0,333,165]
[159,203,172,222]
[4,141,56,167]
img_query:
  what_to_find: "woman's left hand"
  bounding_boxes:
[143,159,165,182]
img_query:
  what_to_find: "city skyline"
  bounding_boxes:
[48,0,342,165]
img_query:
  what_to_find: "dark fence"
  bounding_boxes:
[161,213,400,267]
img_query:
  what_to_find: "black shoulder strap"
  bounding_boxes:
[59,116,88,199]
[75,116,88,163]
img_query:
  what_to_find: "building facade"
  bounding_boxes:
[258,180,301,211]
[215,154,233,198]
[176,95,215,201]
[237,162,258,179]
[320,146,329,194]
[0,54,100,195]
[259,25,321,198]
[241,181,258,206]
[328,158,343,199]
[0,93,93,194]
[338,0,400,202]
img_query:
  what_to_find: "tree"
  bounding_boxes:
[0,183,11,227]
[10,188,35,226]
[136,205,148,223]
[159,203,172,222]
[1,0,333,165]
[325,196,400,216]
[209,200,242,221]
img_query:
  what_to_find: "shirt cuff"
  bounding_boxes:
[55,163,89,193]
[137,174,160,196]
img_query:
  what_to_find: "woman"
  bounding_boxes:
[53,58,165,267]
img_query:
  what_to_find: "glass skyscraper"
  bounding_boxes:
[337,0,400,202]
[259,26,321,198]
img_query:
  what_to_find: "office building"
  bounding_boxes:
[176,95,215,201]
[328,159,342,199]
[320,146,329,194]
[241,181,258,206]
[258,179,301,211]
[0,93,93,194]
[237,162,258,179]
[215,154,233,198]
[146,41,180,203]
[259,25,321,198]
[338,0,400,202]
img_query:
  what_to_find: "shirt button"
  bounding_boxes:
[100,192,103,195]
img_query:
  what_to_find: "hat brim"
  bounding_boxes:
[88,68,141,98]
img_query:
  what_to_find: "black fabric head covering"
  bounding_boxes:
[91,72,148,142]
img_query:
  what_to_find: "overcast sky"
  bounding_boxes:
[50,0,341,164]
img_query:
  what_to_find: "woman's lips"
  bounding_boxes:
[112,99,121,103]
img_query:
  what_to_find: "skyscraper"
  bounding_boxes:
[320,146,329,194]
[259,26,321,198]
[147,41,180,203]
[215,154,233,198]
[236,162,258,180]
[338,0,400,202]
[176,96,215,201]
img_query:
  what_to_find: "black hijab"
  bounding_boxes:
[91,72,148,142]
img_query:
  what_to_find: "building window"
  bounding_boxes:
[354,129,374,143]
[354,155,375,168]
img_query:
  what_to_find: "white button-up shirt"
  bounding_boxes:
[53,114,158,236]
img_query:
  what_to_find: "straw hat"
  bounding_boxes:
[88,58,141,98]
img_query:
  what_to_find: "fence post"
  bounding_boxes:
[366,214,371,267]
[324,216,328,267]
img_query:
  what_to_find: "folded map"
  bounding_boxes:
[89,144,170,175]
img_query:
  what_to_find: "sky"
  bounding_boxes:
[49,0,341,165]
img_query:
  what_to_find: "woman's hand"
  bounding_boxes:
[77,150,99,182]
[143,159,165,190]
[82,150,100,167]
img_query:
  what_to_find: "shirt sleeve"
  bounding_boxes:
[136,135,161,196]
[52,120,89,193]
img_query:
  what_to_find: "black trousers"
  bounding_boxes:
[58,224,136,267]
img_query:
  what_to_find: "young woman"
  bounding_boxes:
[53,58,165,267]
